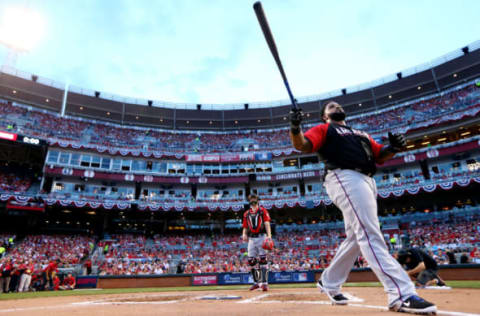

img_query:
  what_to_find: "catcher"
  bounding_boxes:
[242,194,274,291]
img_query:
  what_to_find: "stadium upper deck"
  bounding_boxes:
[0,42,479,131]
[0,82,479,153]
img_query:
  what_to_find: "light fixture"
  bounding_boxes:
[437,137,447,142]
[234,120,238,124]
[186,120,190,124]
[106,112,110,115]
[80,106,83,110]
[388,95,392,99]
[453,73,458,78]
[135,116,139,120]
[417,86,422,90]
[46,98,49,102]
[12,90,17,94]
[358,103,362,107]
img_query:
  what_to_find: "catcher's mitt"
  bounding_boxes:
[262,238,274,251]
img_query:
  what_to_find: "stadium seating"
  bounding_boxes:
[1,82,479,153]
[0,167,34,194]
[92,209,480,275]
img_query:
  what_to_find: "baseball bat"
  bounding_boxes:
[253,1,298,110]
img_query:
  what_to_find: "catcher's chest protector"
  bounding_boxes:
[247,211,265,234]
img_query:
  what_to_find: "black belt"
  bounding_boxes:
[249,233,265,238]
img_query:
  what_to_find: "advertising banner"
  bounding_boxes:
[217,271,314,285]
[255,152,272,161]
[268,271,314,283]
[202,154,220,162]
[192,275,218,286]
[220,154,239,162]
[217,273,252,285]
[75,276,98,289]
[185,154,203,162]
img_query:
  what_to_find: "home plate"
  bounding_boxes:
[343,293,364,302]
[200,295,242,300]
[424,286,452,290]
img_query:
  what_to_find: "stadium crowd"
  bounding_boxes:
[0,235,93,293]
[0,212,478,292]
[94,213,480,276]
[0,169,32,193]
[1,82,478,153]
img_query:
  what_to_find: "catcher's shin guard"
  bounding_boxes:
[251,268,260,283]
[259,266,269,283]
[259,256,269,283]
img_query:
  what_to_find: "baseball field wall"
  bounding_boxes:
[83,264,480,289]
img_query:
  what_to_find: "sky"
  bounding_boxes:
[0,0,479,108]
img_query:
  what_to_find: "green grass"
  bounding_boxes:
[1,281,479,301]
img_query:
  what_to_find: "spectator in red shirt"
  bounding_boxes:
[59,273,76,290]
[43,259,60,290]
[52,275,60,291]
[84,259,92,275]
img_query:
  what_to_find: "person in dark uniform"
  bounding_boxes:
[395,248,446,287]
[289,101,436,314]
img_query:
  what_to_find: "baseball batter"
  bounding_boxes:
[288,101,437,315]
[242,194,272,291]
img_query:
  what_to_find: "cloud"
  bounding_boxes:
[1,0,479,105]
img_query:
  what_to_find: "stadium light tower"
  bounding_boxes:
[0,7,45,68]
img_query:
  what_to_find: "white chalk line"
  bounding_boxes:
[254,300,480,316]
[0,304,79,313]
[0,292,478,316]
[237,293,270,304]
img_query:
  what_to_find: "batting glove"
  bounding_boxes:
[388,132,406,152]
[290,108,304,135]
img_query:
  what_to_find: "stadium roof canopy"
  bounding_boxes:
[0,41,480,131]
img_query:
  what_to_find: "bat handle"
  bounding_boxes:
[284,80,298,110]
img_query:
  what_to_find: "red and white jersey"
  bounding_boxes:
[242,206,271,236]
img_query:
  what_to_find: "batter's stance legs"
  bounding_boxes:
[322,170,431,312]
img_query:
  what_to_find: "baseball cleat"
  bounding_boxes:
[316,280,348,305]
[388,295,437,315]
[249,283,260,291]
[261,284,269,292]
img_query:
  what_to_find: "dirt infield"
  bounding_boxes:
[0,287,479,316]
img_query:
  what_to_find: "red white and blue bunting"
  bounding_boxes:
[376,177,480,199]
[1,177,478,211]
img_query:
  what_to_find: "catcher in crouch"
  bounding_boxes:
[242,194,274,291]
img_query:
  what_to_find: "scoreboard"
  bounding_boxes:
[0,130,47,146]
